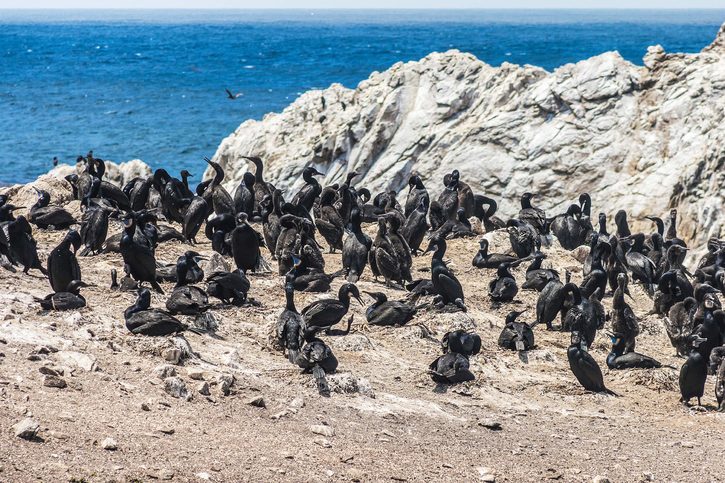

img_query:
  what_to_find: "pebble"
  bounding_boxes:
[592,477,610,483]
[313,437,332,448]
[478,419,502,431]
[186,368,205,380]
[477,467,496,482]
[39,366,62,376]
[164,377,191,401]
[43,375,67,389]
[141,402,151,411]
[101,437,118,450]
[196,472,211,480]
[157,469,175,480]
[156,426,175,435]
[13,418,40,440]
[310,425,335,437]
[198,381,210,396]
[248,396,266,408]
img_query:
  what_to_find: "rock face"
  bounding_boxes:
[208,23,725,248]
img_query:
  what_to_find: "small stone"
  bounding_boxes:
[141,402,151,411]
[43,375,67,389]
[197,381,210,396]
[592,477,611,483]
[478,467,496,482]
[186,368,204,380]
[642,473,654,482]
[478,419,502,431]
[290,397,305,409]
[101,437,118,450]
[313,437,332,448]
[58,351,97,372]
[164,377,191,401]
[248,396,266,408]
[39,366,60,376]
[161,348,182,365]
[196,472,211,480]
[310,424,335,437]
[158,469,175,480]
[154,364,177,379]
[13,418,39,440]
[157,426,175,435]
[681,441,696,448]
[218,374,234,396]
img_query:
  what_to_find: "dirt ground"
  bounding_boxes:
[0,211,724,483]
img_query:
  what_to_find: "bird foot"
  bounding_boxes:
[689,405,708,413]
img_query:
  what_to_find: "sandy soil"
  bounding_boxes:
[0,218,724,483]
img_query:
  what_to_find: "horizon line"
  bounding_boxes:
[2,7,725,10]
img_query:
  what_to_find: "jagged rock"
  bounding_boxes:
[154,364,177,379]
[163,377,191,401]
[207,25,725,251]
[42,375,67,389]
[57,351,98,372]
[217,373,235,396]
[197,381,210,396]
[327,373,375,398]
[201,252,230,274]
[247,396,266,408]
[13,418,40,440]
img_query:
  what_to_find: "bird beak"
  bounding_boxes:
[356,295,365,306]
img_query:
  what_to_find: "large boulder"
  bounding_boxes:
[207,22,725,249]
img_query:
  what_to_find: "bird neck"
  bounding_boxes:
[285,285,297,312]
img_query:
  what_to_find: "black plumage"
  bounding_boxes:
[472,238,517,269]
[342,209,371,283]
[365,291,416,326]
[498,311,535,351]
[606,333,661,369]
[301,283,363,332]
[36,280,90,311]
[47,230,82,293]
[567,331,616,395]
[489,263,519,302]
[28,188,76,229]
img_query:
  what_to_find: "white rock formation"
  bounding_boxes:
[208,22,725,248]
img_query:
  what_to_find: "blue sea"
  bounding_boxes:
[0,9,723,185]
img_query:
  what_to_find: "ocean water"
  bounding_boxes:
[0,9,723,185]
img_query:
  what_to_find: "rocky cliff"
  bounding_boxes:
[208,22,725,247]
